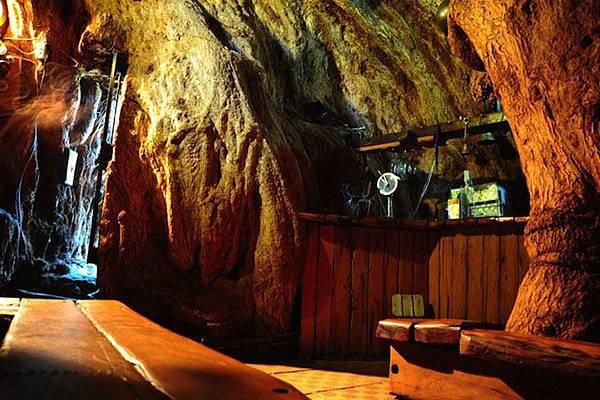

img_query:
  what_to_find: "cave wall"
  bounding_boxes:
[72,0,530,337]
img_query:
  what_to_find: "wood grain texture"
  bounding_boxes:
[450,0,600,341]
[330,225,353,357]
[367,228,386,356]
[299,219,527,359]
[299,223,320,358]
[349,227,370,357]
[439,233,454,318]
[451,232,468,319]
[466,228,484,321]
[389,341,599,400]
[398,230,415,294]
[483,230,501,324]
[428,232,441,318]
[78,301,307,399]
[383,230,401,318]
[375,319,418,342]
[0,299,164,400]
[413,319,499,346]
[460,329,600,378]
[315,224,336,357]
[389,343,522,400]
[413,231,430,304]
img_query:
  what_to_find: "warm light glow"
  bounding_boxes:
[0,0,48,84]
[0,1,8,32]
[6,0,24,37]
[33,38,45,60]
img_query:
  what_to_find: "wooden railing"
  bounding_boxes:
[297,213,529,359]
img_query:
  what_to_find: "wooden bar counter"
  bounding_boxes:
[297,213,529,360]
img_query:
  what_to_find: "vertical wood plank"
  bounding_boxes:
[500,224,520,323]
[413,230,429,304]
[315,224,336,357]
[349,226,370,357]
[384,229,401,318]
[483,226,501,324]
[398,230,415,294]
[299,222,319,358]
[466,228,485,321]
[439,232,454,318]
[428,231,441,318]
[367,228,386,356]
[451,230,468,319]
[330,224,353,357]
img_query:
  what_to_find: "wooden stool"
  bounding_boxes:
[377,318,600,399]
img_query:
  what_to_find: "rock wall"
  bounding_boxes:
[73,0,518,337]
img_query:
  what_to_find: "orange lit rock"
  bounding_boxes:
[78,0,504,337]
[449,0,600,341]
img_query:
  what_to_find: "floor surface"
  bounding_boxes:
[250,361,396,399]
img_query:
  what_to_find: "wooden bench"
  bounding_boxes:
[0,298,307,399]
[377,318,600,399]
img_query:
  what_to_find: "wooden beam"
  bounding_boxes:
[0,299,162,400]
[460,329,600,377]
[78,300,307,399]
[356,112,510,153]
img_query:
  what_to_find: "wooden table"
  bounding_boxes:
[0,298,306,399]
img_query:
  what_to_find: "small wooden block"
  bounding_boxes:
[414,320,464,345]
[414,320,496,346]
[376,319,420,342]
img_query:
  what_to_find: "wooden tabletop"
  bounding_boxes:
[0,298,307,399]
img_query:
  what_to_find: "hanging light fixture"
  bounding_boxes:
[460,116,471,155]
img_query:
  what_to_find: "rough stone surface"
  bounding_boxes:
[74,0,529,337]
[0,0,527,337]
[449,0,600,341]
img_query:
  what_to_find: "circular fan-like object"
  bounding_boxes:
[377,172,400,196]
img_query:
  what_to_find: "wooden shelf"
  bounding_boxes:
[355,112,510,153]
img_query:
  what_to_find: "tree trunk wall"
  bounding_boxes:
[449,0,600,341]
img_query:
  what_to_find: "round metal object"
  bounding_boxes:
[377,172,400,196]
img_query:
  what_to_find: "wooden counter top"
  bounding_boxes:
[296,212,529,230]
